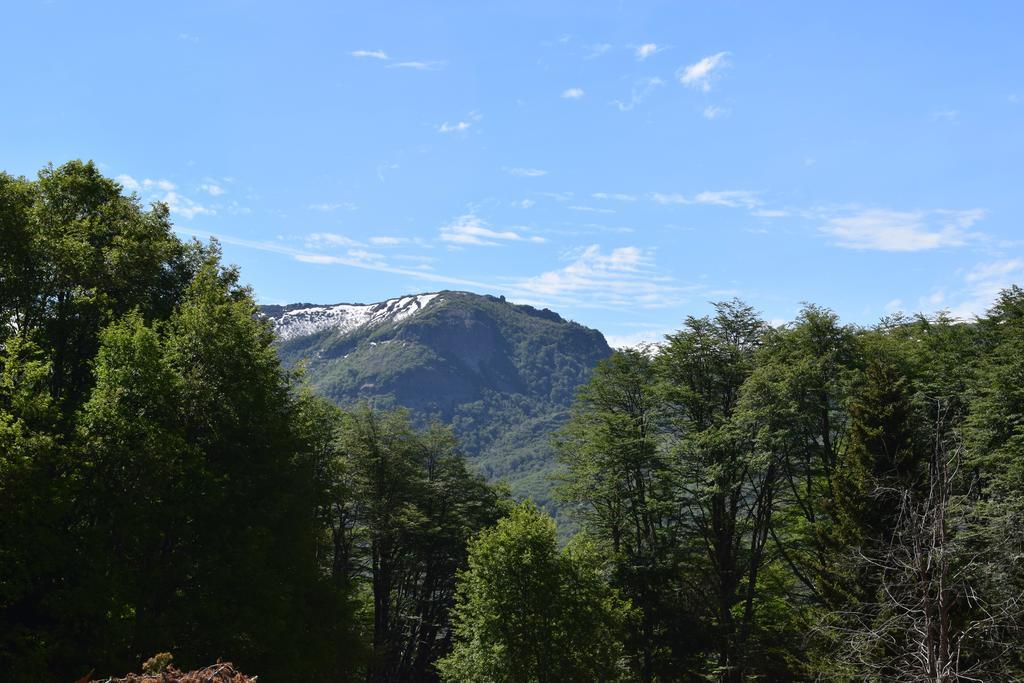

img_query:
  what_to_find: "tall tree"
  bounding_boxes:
[0,162,361,681]
[656,300,777,681]
[438,502,631,683]
[556,349,687,680]
[333,406,505,682]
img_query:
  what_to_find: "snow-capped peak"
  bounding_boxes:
[270,293,441,341]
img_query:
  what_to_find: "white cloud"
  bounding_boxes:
[116,174,214,219]
[440,214,546,246]
[345,248,386,263]
[649,192,688,205]
[693,190,760,208]
[635,43,661,60]
[820,208,985,252]
[649,190,760,209]
[931,108,959,122]
[517,199,536,209]
[305,232,363,248]
[507,245,684,308]
[377,163,399,182]
[351,49,389,59]
[178,33,199,43]
[605,327,672,349]
[586,43,612,59]
[308,202,356,212]
[678,51,730,91]
[173,227,498,292]
[593,192,637,202]
[161,191,212,220]
[613,77,664,112]
[439,121,471,133]
[884,298,904,313]
[703,105,729,119]
[199,183,225,196]
[569,205,615,214]
[388,61,443,70]
[948,259,1024,319]
[369,236,410,245]
[965,258,1024,284]
[561,87,585,99]
[505,167,548,177]
[117,174,141,191]
[118,175,176,193]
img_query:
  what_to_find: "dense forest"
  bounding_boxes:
[3,162,1024,681]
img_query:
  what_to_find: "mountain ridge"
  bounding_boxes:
[260,290,613,507]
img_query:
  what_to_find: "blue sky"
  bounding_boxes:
[4,1,1024,345]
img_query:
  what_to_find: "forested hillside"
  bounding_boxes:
[261,291,612,507]
[4,161,1024,681]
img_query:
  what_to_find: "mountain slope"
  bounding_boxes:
[261,291,612,506]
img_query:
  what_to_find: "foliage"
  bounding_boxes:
[265,291,613,510]
[438,502,632,682]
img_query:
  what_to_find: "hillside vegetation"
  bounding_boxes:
[262,291,612,508]
[6,162,1024,682]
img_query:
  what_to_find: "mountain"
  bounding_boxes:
[260,291,613,507]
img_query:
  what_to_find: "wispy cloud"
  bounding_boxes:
[561,87,585,99]
[163,192,213,220]
[820,208,985,252]
[678,51,730,91]
[308,202,356,212]
[703,105,730,119]
[440,214,546,246]
[369,236,410,246]
[585,43,612,59]
[388,60,444,70]
[593,192,637,202]
[569,205,615,214]
[692,190,760,208]
[507,245,686,309]
[944,259,1024,319]
[350,50,443,70]
[613,77,664,112]
[117,175,174,192]
[117,175,213,219]
[605,325,674,349]
[350,49,389,59]
[174,227,493,291]
[178,33,199,43]
[199,182,225,196]
[439,121,471,133]
[504,167,548,177]
[635,43,662,60]
[305,232,363,248]
[377,163,399,182]
[649,189,760,209]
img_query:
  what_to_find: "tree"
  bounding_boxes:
[656,300,779,681]
[438,502,631,683]
[739,305,861,613]
[556,348,684,680]
[329,406,505,682]
[0,162,361,681]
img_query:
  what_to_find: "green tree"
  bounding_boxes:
[556,349,684,680]
[0,162,361,681]
[332,406,505,682]
[438,503,631,683]
[656,300,780,680]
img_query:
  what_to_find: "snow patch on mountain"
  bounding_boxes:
[270,293,441,341]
